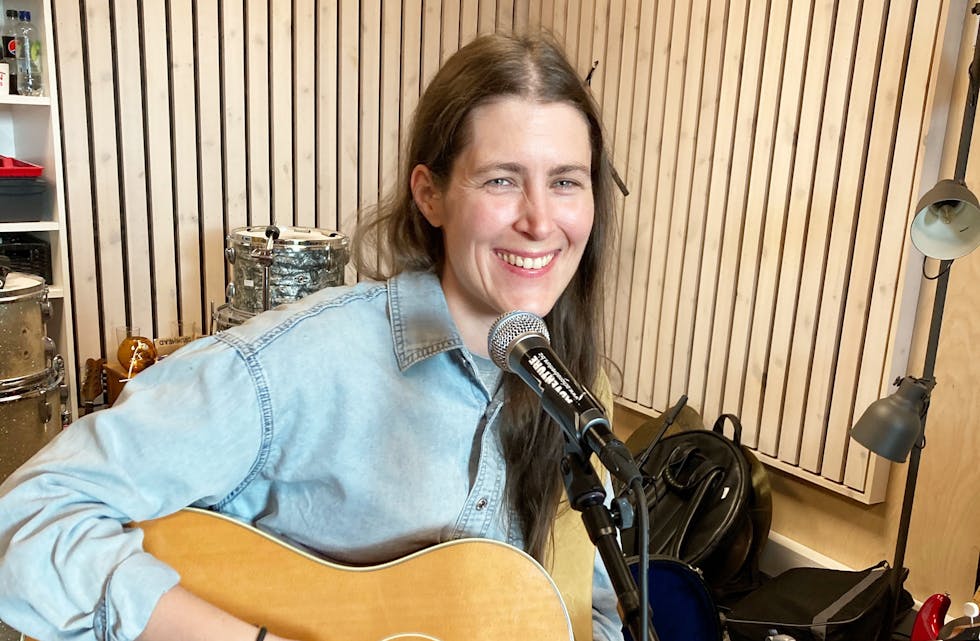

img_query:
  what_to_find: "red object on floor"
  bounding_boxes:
[911,592,951,641]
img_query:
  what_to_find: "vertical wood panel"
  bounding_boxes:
[619,0,673,402]
[222,1,249,240]
[701,0,769,422]
[670,0,727,406]
[804,0,888,476]
[763,0,837,462]
[246,0,272,227]
[721,0,791,447]
[338,0,359,281]
[195,2,226,327]
[55,0,103,362]
[379,0,402,202]
[112,1,154,336]
[51,0,942,504]
[269,0,294,226]
[780,0,861,466]
[316,1,339,231]
[651,0,710,410]
[608,0,658,396]
[86,0,127,354]
[688,0,751,414]
[440,0,460,61]
[141,0,180,334]
[742,0,812,453]
[294,0,318,228]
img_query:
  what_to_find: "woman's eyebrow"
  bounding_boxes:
[548,163,590,177]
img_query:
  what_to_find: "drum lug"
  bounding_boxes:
[60,384,72,427]
[38,397,52,424]
[40,298,52,319]
[226,281,236,301]
[43,336,57,360]
[225,246,237,265]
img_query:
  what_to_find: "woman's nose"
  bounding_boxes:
[514,187,556,239]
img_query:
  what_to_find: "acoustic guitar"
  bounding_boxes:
[32,508,573,641]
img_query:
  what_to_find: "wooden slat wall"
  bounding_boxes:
[51,0,950,504]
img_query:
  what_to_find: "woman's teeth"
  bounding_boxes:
[497,252,555,270]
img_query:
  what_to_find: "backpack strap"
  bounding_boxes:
[648,444,725,558]
[712,413,743,446]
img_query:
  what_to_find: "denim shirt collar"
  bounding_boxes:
[388,270,466,371]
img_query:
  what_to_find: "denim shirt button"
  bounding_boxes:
[475,497,489,511]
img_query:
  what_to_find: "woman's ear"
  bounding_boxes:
[410,165,443,228]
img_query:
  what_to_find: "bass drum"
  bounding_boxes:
[0,357,65,482]
[623,555,722,641]
[224,225,349,314]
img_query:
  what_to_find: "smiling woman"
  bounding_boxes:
[0,32,623,641]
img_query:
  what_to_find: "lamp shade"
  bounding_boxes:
[910,179,980,259]
[850,377,933,462]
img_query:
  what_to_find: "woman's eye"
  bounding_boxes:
[554,179,581,189]
[486,178,513,187]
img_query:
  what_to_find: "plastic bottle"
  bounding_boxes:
[15,9,41,96]
[1,9,17,95]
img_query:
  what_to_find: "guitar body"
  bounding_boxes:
[129,509,571,641]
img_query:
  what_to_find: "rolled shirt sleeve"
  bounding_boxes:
[0,337,262,641]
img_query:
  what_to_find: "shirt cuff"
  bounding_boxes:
[97,552,180,641]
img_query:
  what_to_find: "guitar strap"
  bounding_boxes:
[547,368,615,641]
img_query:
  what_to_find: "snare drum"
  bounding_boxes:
[212,302,254,332]
[224,226,350,314]
[0,271,52,381]
[0,357,65,482]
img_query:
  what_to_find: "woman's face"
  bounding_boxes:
[412,97,595,352]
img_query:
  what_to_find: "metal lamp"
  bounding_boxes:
[850,7,980,639]
[909,178,980,260]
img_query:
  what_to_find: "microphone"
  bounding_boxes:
[488,310,642,485]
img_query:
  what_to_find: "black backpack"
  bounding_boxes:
[621,412,772,603]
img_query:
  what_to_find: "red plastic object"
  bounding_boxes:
[911,592,951,641]
[0,155,43,177]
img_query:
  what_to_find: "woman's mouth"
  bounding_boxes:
[495,251,557,271]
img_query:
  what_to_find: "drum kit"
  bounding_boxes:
[212,225,350,332]
[0,266,69,485]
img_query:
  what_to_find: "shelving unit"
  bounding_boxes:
[0,0,77,420]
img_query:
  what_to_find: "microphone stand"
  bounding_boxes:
[559,437,659,641]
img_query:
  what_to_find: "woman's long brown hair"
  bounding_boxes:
[353,32,616,563]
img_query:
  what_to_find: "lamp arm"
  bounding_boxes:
[955,4,980,182]
[921,259,952,381]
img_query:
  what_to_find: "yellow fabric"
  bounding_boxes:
[546,368,614,641]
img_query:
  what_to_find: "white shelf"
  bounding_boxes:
[0,94,50,106]
[0,221,58,232]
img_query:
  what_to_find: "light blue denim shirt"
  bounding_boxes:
[0,270,623,641]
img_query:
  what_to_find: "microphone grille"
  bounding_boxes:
[487,310,550,372]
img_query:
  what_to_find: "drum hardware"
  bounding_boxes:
[0,255,10,288]
[0,365,60,394]
[250,225,281,312]
[60,383,71,427]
